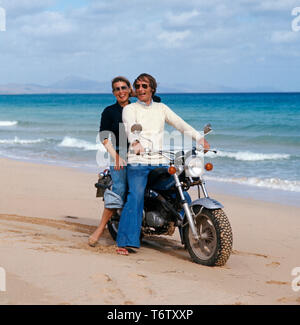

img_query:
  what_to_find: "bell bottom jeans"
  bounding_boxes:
[116,164,164,248]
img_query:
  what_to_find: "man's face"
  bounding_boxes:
[112,81,130,106]
[135,78,153,105]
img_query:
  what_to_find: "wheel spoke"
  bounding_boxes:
[199,223,203,236]
[203,244,211,254]
[189,214,217,260]
[193,239,207,255]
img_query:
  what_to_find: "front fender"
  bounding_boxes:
[190,197,224,209]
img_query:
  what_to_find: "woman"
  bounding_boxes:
[116,73,209,255]
[88,76,132,246]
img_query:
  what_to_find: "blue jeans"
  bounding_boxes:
[109,166,127,203]
[116,164,165,248]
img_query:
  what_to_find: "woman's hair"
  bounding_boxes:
[133,73,157,95]
[111,76,131,91]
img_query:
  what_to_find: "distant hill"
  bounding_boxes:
[158,82,239,93]
[48,76,110,92]
[0,75,282,94]
[0,76,111,95]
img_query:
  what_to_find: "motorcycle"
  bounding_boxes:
[96,124,233,266]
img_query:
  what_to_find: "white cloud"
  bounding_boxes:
[157,30,191,48]
[165,10,199,26]
[20,11,74,37]
[270,30,299,43]
[1,0,55,17]
[253,0,299,12]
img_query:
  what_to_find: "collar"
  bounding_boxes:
[137,99,153,107]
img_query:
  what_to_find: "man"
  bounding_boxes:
[116,73,209,255]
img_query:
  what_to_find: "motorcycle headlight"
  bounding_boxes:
[185,156,204,177]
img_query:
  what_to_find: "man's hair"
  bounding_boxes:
[111,76,131,91]
[134,73,157,95]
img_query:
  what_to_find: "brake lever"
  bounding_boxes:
[194,147,218,154]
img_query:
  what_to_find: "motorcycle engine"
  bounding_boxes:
[145,211,166,228]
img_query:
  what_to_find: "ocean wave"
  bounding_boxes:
[162,145,291,161]
[0,121,18,127]
[58,136,104,151]
[245,135,300,146]
[210,133,300,145]
[206,175,300,192]
[0,137,44,144]
[205,150,290,161]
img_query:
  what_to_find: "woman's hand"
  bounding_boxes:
[114,154,127,170]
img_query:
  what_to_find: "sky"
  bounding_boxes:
[1,0,300,91]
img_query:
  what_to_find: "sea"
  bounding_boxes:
[0,93,300,206]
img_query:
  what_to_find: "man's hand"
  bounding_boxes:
[197,138,210,153]
[132,140,145,155]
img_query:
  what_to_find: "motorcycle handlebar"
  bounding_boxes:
[138,147,217,158]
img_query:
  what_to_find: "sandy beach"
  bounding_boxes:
[0,157,299,305]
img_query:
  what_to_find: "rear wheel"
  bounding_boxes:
[107,210,145,242]
[107,211,120,241]
[183,206,233,266]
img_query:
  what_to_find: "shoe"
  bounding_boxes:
[126,247,137,254]
[116,247,137,255]
[116,247,129,256]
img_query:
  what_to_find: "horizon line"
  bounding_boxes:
[1,91,300,96]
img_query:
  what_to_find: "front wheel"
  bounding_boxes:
[183,206,233,266]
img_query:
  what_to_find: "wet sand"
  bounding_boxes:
[0,157,300,305]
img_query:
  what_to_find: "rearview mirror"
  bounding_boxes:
[204,123,212,135]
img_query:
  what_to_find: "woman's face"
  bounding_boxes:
[112,81,130,107]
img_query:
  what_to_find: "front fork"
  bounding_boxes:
[173,173,200,240]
